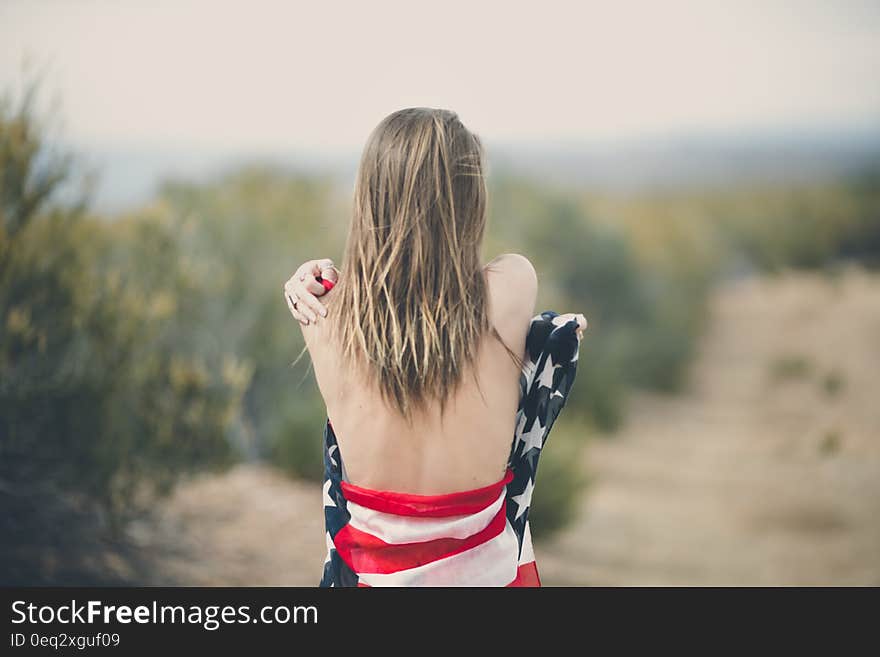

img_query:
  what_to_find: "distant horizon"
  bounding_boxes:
[67,116,880,162]
[65,122,880,214]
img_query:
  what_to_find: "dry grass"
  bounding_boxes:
[127,465,326,585]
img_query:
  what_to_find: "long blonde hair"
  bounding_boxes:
[320,108,522,423]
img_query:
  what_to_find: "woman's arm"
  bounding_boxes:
[283,258,338,326]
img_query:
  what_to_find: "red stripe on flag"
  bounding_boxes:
[507,561,541,587]
[340,468,514,518]
[333,502,508,574]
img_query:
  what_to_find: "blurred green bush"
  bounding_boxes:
[598,177,880,274]
[0,85,247,580]
[488,178,719,431]
[151,168,342,481]
[527,423,589,538]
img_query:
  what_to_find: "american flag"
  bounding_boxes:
[319,310,581,586]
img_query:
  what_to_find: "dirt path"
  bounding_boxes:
[134,266,880,585]
[126,465,326,586]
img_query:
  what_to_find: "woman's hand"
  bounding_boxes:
[558,312,588,341]
[574,313,587,341]
[284,258,338,326]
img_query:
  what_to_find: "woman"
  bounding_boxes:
[283,108,587,586]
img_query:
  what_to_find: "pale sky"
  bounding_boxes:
[2,0,879,153]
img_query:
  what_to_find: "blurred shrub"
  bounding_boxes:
[489,178,717,431]
[819,429,843,457]
[768,354,814,382]
[691,175,880,272]
[150,167,344,481]
[528,423,589,539]
[820,369,845,398]
[0,83,247,579]
[270,396,328,480]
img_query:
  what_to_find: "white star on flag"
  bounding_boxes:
[536,357,560,390]
[520,417,546,454]
[323,532,333,564]
[322,479,335,508]
[328,444,338,468]
[511,478,535,521]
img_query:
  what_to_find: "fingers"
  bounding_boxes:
[559,312,588,340]
[298,260,337,295]
[575,313,587,341]
[284,278,319,325]
[293,274,328,317]
[284,258,338,325]
[314,258,335,274]
[284,284,309,325]
[305,258,335,282]
[299,277,327,297]
[284,289,309,326]
[294,259,335,282]
[317,258,339,284]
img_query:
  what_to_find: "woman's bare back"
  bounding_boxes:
[300,254,538,494]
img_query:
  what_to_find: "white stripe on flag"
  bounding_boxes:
[355,519,520,587]
[519,520,536,565]
[345,487,506,544]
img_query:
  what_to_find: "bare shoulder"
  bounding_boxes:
[483,253,538,344]
[485,253,537,290]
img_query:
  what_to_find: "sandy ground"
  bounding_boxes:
[539,265,880,585]
[131,266,880,586]
[125,466,326,586]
